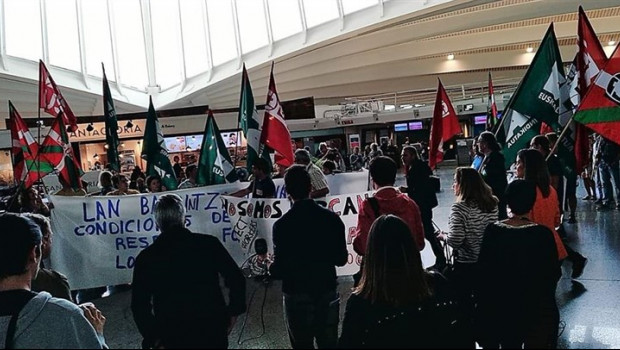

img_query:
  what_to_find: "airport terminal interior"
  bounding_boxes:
[1,0,620,349]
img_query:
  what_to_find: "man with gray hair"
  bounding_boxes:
[131,194,246,349]
[294,148,330,198]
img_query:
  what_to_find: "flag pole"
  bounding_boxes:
[546,116,575,161]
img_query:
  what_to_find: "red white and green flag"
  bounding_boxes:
[261,63,294,167]
[429,79,460,170]
[9,101,49,188]
[486,72,499,131]
[571,6,609,170]
[39,114,84,190]
[39,60,79,132]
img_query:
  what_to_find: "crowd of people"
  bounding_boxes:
[1,128,617,349]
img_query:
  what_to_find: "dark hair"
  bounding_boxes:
[355,215,431,305]
[99,171,113,187]
[146,175,162,190]
[455,167,498,212]
[369,156,397,187]
[402,145,420,159]
[504,179,537,215]
[284,165,311,200]
[185,164,198,177]
[478,131,501,152]
[253,158,270,174]
[0,213,42,279]
[322,160,336,174]
[18,187,36,208]
[112,174,128,187]
[518,148,551,197]
[531,135,551,153]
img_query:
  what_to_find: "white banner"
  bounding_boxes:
[48,171,372,289]
[42,171,102,194]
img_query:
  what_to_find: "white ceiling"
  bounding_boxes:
[1,0,620,127]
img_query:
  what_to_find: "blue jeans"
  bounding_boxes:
[599,160,620,204]
[283,290,340,349]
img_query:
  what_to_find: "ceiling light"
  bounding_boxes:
[104,144,109,149]
[86,123,94,132]
[447,54,455,60]
[609,40,616,46]
[120,143,125,148]
[125,120,133,128]
[526,47,534,53]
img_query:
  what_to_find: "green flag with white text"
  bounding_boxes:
[238,64,271,172]
[141,97,178,190]
[102,64,120,172]
[197,110,239,186]
[497,24,565,169]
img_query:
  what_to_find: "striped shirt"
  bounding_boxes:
[306,163,329,193]
[447,201,498,264]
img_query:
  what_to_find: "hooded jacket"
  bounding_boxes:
[0,291,105,349]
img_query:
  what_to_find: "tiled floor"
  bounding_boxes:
[94,165,620,348]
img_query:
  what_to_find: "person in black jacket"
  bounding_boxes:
[131,194,246,349]
[477,131,508,219]
[400,146,445,269]
[269,165,348,349]
[339,215,464,349]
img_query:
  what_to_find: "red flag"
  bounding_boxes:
[486,72,498,131]
[39,114,84,190]
[429,79,460,170]
[261,63,294,167]
[573,6,610,169]
[9,101,45,187]
[39,60,78,132]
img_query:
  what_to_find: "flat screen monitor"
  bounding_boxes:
[164,136,186,153]
[408,121,423,130]
[394,123,408,132]
[474,115,487,125]
[185,135,203,150]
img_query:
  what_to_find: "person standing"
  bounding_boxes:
[178,164,199,189]
[349,146,364,171]
[0,213,107,349]
[294,149,330,198]
[107,174,140,196]
[131,194,246,348]
[595,135,620,210]
[400,146,445,269]
[172,155,183,179]
[269,165,348,349]
[230,158,276,198]
[477,131,508,219]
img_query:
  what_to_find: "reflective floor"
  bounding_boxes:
[94,165,620,349]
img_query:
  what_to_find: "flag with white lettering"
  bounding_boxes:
[141,97,178,190]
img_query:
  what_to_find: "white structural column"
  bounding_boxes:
[75,0,89,88]
[263,0,274,57]
[201,0,214,82]
[40,0,49,63]
[106,0,125,98]
[231,0,243,69]
[176,0,188,91]
[298,0,307,45]
[336,0,344,31]
[378,0,384,18]
[140,0,158,92]
[0,0,6,70]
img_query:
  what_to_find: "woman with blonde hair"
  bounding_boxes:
[340,215,463,348]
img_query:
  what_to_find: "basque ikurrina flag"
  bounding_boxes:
[574,44,620,144]
[39,114,84,190]
[9,101,49,188]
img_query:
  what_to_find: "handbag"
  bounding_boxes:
[432,221,455,278]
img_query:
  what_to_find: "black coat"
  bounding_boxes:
[131,227,246,349]
[406,159,438,211]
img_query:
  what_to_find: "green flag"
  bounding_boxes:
[197,110,239,186]
[497,24,564,169]
[141,97,178,190]
[238,64,271,172]
[102,63,120,172]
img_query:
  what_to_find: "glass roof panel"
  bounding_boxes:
[342,0,378,15]
[82,0,115,80]
[111,0,148,90]
[150,0,182,89]
[302,0,338,29]
[180,0,209,78]
[236,0,269,54]
[47,0,80,71]
[4,0,42,61]
[268,0,302,41]
[206,0,237,66]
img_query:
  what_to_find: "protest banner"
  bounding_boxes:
[48,171,373,289]
[42,170,101,194]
